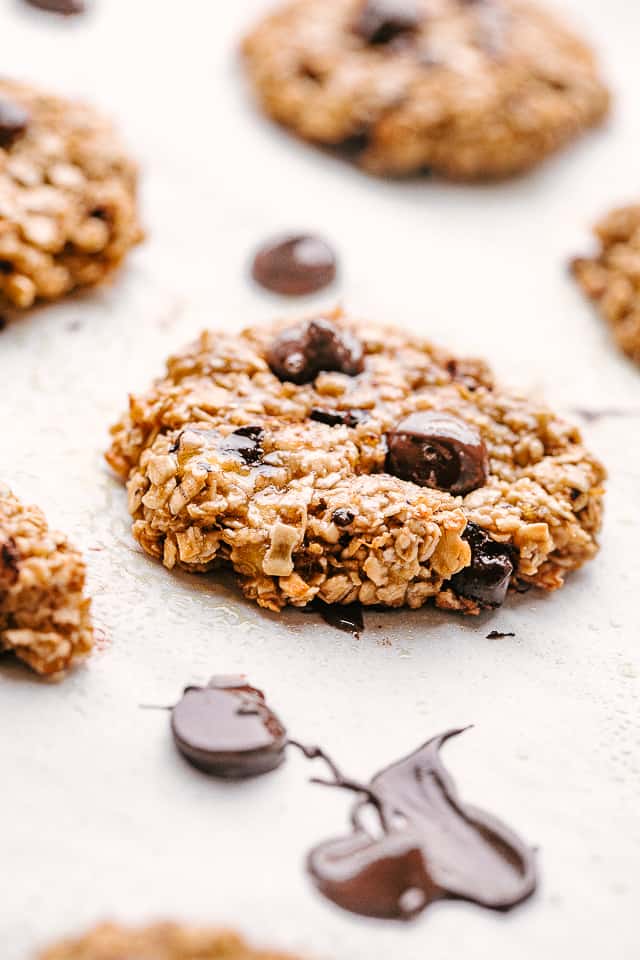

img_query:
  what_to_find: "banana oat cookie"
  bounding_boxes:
[106,310,605,615]
[0,79,142,312]
[38,923,298,960]
[241,0,609,180]
[0,485,93,675]
[572,204,640,366]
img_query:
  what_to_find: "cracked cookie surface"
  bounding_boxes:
[0,79,142,312]
[106,311,604,616]
[0,485,93,675]
[38,923,298,960]
[241,0,609,179]
[572,204,640,366]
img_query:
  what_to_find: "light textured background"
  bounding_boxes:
[1,1,639,957]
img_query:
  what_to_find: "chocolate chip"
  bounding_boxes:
[24,0,86,13]
[450,522,517,609]
[310,408,369,428]
[267,318,365,385]
[0,98,30,149]
[0,537,20,587]
[332,508,355,527]
[386,412,488,496]
[171,676,288,779]
[252,234,336,296]
[354,0,421,45]
[219,426,264,465]
[314,600,364,636]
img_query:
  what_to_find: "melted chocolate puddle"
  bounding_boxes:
[304,729,537,920]
[313,600,364,636]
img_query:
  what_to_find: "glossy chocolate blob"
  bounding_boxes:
[267,317,364,384]
[252,234,336,296]
[386,411,488,496]
[307,729,537,920]
[171,676,287,779]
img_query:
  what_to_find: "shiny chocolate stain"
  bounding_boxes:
[306,728,537,920]
[171,675,287,779]
[252,234,336,296]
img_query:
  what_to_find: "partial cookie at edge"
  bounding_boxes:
[0,485,93,675]
[241,0,609,179]
[37,922,301,960]
[572,204,640,366]
[0,79,142,312]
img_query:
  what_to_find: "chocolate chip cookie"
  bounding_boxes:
[0,80,142,312]
[0,485,93,675]
[106,310,605,615]
[38,924,297,960]
[572,204,640,366]
[241,0,609,179]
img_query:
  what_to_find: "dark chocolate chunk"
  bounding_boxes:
[0,537,20,588]
[386,411,488,496]
[24,0,85,13]
[354,0,421,45]
[313,599,364,636]
[450,522,517,608]
[0,98,30,150]
[267,317,364,385]
[171,675,287,779]
[332,508,355,527]
[306,729,537,920]
[219,426,264,465]
[252,234,336,296]
[310,407,369,428]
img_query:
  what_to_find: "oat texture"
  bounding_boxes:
[241,0,609,179]
[106,310,605,615]
[0,485,93,675]
[38,923,299,960]
[0,79,142,312]
[572,204,640,366]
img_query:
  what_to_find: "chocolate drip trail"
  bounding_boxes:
[305,729,537,920]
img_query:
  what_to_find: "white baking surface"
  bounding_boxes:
[1,0,639,957]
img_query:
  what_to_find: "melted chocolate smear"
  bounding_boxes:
[252,234,336,296]
[25,0,85,12]
[310,407,369,428]
[486,630,516,639]
[306,728,537,920]
[313,600,365,636]
[219,426,264,465]
[171,675,287,779]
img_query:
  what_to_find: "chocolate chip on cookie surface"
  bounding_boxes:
[0,485,93,675]
[242,0,609,179]
[0,79,142,313]
[572,204,640,366]
[37,923,299,960]
[106,310,604,616]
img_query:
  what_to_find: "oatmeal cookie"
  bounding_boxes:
[38,923,298,960]
[0,79,142,312]
[0,485,93,675]
[106,310,605,615]
[241,0,609,179]
[572,204,640,366]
